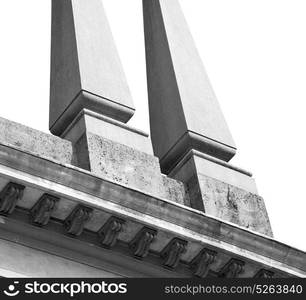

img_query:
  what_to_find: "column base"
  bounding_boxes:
[61,109,187,204]
[169,150,273,237]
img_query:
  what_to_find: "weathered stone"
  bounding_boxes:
[191,248,217,278]
[65,205,93,236]
[216,259,245,278]
[129,227,157,259]
[30,194,59,226]
[0,182,25,215]
[162,176,188,205]
[85,133,167,199]
[0,143,305,277]
[0,115,189,207]
[161,238,188,269]
[171,150,258,195]
[0,117,73,165]
[254,269,275,278]
[63,110,153,155]
[198,174,273,236]
[170,151,272,236]
[0,0,304,280]
[98,216,125,249]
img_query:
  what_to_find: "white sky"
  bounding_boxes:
[0,0,305,252]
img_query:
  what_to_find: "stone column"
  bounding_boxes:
[50,0,135,135]
[49,0,187,203]
[50,0,153,156]
[143,0,273,236]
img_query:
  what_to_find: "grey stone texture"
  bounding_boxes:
[170,150,258,194]
[62,109,153,155]
[142,0,271,235]
[172,152,273,236]
[48,0,273,239]
[162,175,189,206]
[0,0,304,279]
[0,143,304,277]
[0,115,271,236]
[86,132,165,196]
[75,131,188,202]
[50,0,135,135]
[0,116,188,205]
[143,0,236,173]
[198,175,273,237]
[183,171,273,237]
[0,117,73,165]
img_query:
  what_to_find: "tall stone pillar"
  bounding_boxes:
[143,0,272,236]
[50,0,135,135]
[49,0,177,200]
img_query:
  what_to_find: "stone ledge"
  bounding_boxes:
[0,199,297,278]
[0,116,188,205]
[0,142,304,277]
[0,117,73,165]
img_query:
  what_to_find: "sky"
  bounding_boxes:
[0,0,305,252]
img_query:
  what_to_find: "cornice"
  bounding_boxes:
[0,143,305,277]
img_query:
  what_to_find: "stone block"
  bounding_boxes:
[0,117,73,165]
[162,176,189,206]
[171,150,272,236]
[0,116,189,205]
[171,150,258,194]
[143,0,236,174]
[198,175,273,236]
[85,133,166,199]
[62,109,153,155]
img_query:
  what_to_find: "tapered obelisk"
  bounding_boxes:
[49,0,163,198]
[50,0,135,136]
[143,0,236,174]
[143,0,272,235]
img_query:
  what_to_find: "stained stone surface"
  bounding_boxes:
[87,133,164,195]
[197,175,273,237]
[0,116,273,236]
[79,132,188,202]
[162,175,189,206]
[0,117,188,205]
[0,142,305,277]
[0,117,73,165]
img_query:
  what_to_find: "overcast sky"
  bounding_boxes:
[0,0,305,251]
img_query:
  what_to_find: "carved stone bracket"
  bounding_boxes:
[0,182,25,215]
[191,248,217,278]
[64,205,93,236]
[161,238,188,269]
[254,269,275,278]
[218,259,245,278]
[30,194,59,226]
[129,227,157,259]
[98,216,125,249]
